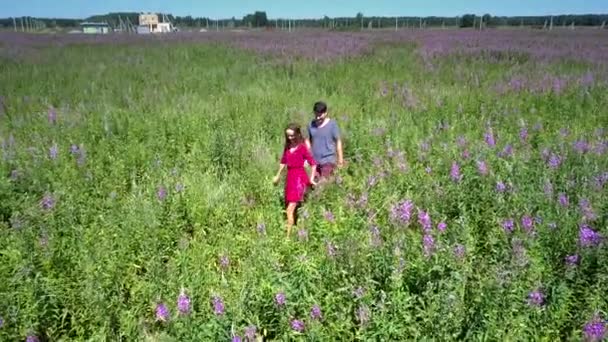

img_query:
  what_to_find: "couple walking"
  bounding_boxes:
[273,101,344,236]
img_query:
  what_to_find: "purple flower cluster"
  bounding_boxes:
[527,290,544,306]
[450,161,462,182]
[40,193,56,211]
[310,304,322,320]
[212,295,225,315]
[177,291,191,315]
[579,224,602,247]
[583,314,606,341]
[157,186,167,201]
[521,215,534,233]
[390,199,414,225]
[477,160,489,176]
[156,303,169,321]
[219,254,230,270]
[453,244,466,259]
[418,209,432,232]
[290,319,305,332]
[423,234,435,257]
[275,292,286,307]
[565,254,579,267]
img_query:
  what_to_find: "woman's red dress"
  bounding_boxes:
[281,144,316,203]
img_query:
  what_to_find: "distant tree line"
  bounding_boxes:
[1,11,606,30]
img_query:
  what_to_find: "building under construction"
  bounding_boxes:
[137,13,175,33]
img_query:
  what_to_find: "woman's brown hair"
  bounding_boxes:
[284,123,304,150]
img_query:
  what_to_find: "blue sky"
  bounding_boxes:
[1,0,607,19]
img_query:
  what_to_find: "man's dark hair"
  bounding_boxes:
[313,101,327,114]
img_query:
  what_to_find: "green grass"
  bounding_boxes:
[0,39,607,341]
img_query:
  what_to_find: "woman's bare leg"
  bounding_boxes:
[286,202,297,237]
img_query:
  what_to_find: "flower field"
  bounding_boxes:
[0,28,607,340]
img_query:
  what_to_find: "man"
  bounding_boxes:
[305,101,344,182]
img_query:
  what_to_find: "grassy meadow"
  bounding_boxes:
[0,29,607,341]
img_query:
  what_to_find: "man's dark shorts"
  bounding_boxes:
[316,163,336,179]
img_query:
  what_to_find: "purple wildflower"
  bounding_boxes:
[502,219,514,233]
[326,241,337,258]
[583,315,606,341]
[456,136,467,147]
[548,153,562,169]
[574,140,590,154]
[232,336,242,342]
[324,210,335,223]
[156,303,170,322]
[477,160,488,176]
[219,254,230,270]
[521,215,534,232]
[484,130,496,147]
[70,144,79,154]
[579,224,602,247]
[369,225,382,247]
[310,304,322,320]
[420,140,430,152]
[425,166,432,174]
[256,223,266,235]
[565,254,579,267]
[461,149,471,159]
[418,209,432,232]
[40,193,56,211]
[453,244,466,259]
[450,161,461,182]
[49,143,58,160]
[291,319,305,332]
[177,291,191,315]
[245,326,257,340]
[212,295,225,315]
[500,144,514,158]
[157,186,167,201]
[390,200,414,225]
[437,221,447,232]
[26,335,40,342]
[496,181,507,193]
[558,193,569,207]
[519,127,528,142]
[275,292,286,307]
[579,199,597,221]
[47,106,57,124]
[0,316,3,328]
[423,234,435,256]
[527,290,544,306]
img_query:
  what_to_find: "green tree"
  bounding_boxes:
[460,14,475,27]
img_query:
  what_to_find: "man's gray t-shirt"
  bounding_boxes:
[307,119,340,165]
